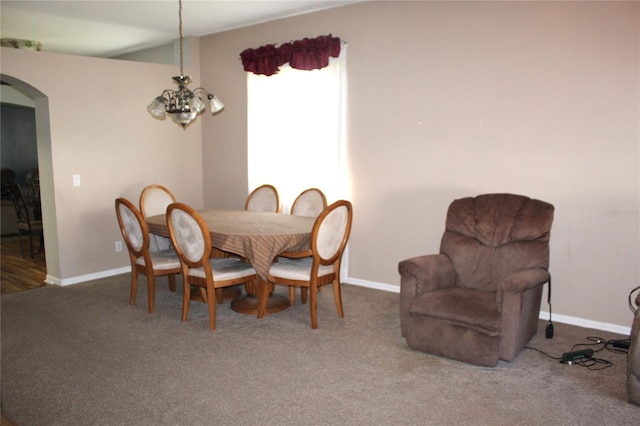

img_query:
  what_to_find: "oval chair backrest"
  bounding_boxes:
[313,200,353,263]
[245,184,279,213]
[115,198,147,255]
[167,203,208,266]
[140,185,176,218]
[291,188,327,218]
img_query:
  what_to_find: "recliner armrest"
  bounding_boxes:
[399,254,456,295]
[498,268,550,293]
[399,254,455,337]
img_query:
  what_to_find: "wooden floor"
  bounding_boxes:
[1,235,47,295]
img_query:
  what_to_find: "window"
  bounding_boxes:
[247,48,348,212]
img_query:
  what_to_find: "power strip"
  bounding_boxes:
[561,349,593,364]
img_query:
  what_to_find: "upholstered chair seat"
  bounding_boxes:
[411,288,501,334]
[135,249,181,270]
[185,258,258,281]
[269,257,335,280]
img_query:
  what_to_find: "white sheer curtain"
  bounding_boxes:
[247,47,348,213]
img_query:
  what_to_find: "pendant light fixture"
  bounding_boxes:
[147,0,224,128]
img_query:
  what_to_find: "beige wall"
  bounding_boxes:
[199,1,639,330]
[1,42,205,283]
[0,1,637,331]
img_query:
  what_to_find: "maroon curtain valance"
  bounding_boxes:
[240,34,341,76]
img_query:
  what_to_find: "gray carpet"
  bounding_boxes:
[1,275,638,425]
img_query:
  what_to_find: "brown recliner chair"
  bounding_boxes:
[628,291,640,405]
[399,193,554,367]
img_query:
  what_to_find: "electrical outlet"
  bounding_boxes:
[115,241,123,252]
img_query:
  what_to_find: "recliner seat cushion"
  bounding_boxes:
[406,315,501,367]
[409,288,501,336]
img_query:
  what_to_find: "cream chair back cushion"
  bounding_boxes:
[316,204,348,260]
[292,190,326,217]
[142,188,174,217]
[170,209,205,263]
[119,203,143,251]
[247,187,278,212]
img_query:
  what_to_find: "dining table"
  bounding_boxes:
[145,209,315,317]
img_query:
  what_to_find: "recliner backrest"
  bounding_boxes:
[440,193,554,291]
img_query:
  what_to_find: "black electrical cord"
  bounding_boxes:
[573,357,613,370]
[525,284,638,370]
[545,274,553,339]
[525,335,623,370]
[629,285,640,314]
[569,336,607,354]
[523,345,560,361]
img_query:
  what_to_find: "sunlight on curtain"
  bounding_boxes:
[247,48,348,212]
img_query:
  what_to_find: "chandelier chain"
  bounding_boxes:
[178,0,184,76]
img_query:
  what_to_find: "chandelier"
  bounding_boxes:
[147,0,224,128]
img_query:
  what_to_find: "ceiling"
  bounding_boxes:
[0,0,360,58]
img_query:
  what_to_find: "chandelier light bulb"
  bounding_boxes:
[208,95,225,114]
[188,95,206,114]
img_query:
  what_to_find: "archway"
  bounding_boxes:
[1,74,60,282]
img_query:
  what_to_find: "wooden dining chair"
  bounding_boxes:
[245,184,280,213]
[139,184,176,251]
[7,184,43,260]
[283,188,328,304]
[166,202,258,330]
[28,173,41,220]
[115,198,180,313]
[290,188,327,217]
[269,200,353,329]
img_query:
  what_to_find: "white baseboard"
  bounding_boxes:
[347,277,400,293]
[345,277,632,336]
[538,311,631,336]
[44,269,634,336]
[46,266,130,287]
[44,275,61,285]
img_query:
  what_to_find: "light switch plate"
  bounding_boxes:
[72,174,81,187]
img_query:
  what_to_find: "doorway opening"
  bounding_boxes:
[1,74,60,290]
